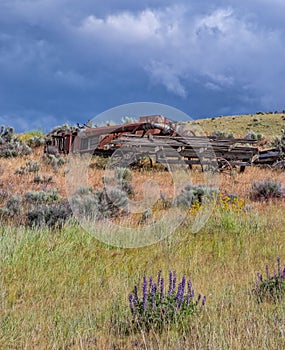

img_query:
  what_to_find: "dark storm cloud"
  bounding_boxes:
[0,0,284,131]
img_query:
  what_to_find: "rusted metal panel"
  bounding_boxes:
[47,116,285,170]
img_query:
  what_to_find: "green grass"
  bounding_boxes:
[17,129,44,142]
[191,113,285,139]
[1,204,285,349]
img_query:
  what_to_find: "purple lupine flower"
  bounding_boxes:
[149,276,153,292]
[202,295,206,307]
[160,277,164,301]
[187,281,192,299]
[143,275,147,310]
[196,293,201,305]
[129,294,134,314]
[266,264,269,279]
[257,272,263,283]
[176,282,183,308]
[133,285,138,305]
[181,276,186,296]
[176,282,182,301]
[173,271,177,292]
[168,271,173,295]
[186,281,192,305]
[151,283,157,310]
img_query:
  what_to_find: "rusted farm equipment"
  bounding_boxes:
[252,147,285,169]
[46,115,273,172]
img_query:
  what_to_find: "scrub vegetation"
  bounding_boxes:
[0,116,285,349]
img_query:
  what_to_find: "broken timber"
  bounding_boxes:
[47,115,285,171]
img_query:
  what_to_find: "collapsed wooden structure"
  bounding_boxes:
[47,115,284,171]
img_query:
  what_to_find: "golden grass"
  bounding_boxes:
[1,147,284,202]
[0,145,285,349]
[0,203,285,349]
[191,112,285,139]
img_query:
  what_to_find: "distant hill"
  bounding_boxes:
[191,112,285,139]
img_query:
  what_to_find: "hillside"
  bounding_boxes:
[0,118,285,349]
[192,112,285,138]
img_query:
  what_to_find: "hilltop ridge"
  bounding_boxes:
[193,112,285,138]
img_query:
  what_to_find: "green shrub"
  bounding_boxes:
[25,188,61,204]
[253,257,285,302]
[103,167,134,196]
[271,129,285,149]
[0,126,14,143]
[211,130,234,139]
[70,186,98,220]
[250,179,284,200]
[6,194,23,216]
[26,200,72,228]
[244,130,263,140]
[44,154,65,172]
[0,188,10,202]
[15,166,27,176]
[0,141,32,158]
[33,174,53,184]
[70,185,129,221]
[26,136,45,148]
[26,160,41,173]
[174,184,218,208]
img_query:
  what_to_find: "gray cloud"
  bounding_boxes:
[0,1,285,131]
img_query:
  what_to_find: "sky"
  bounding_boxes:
[0,0,285,132]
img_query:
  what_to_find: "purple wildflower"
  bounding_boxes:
[176,282,184,308]
[181,276,186,296]
[186,285,191,305]
[176,282,182,301]
[196,293,201,305]
[129,294,134,314]
[202,295,206,307]
[133,285,138,305]
[168,271,173,295]
[143,275,147,310]
[160,277,164,301]
[151,283,157,310]
[266,264,269,279]
[149,276,153,292]
[173,271,177,292]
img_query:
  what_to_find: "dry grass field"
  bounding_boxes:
[189,112,285,139]
[0,122,285,349]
